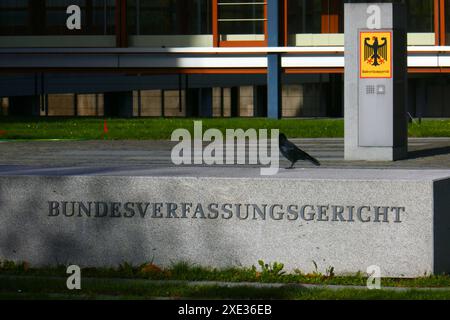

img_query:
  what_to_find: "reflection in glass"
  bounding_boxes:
[127,0,211,35]
[218,0,266,41]
[344,0,434,32]
[0,0,115,35]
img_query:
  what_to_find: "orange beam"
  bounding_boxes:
[218,41,268,47]
[263,1,268,46]
[212,0,219,47]
[435,0,441,45]
[330,0,340,33]
[440,0,446,45]
[408,67,450,73]
[284,68,344,74]
[321,0,330,33]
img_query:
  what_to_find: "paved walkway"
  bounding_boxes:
[0,138,449,173]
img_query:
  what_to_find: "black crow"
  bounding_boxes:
[279,133,321,168]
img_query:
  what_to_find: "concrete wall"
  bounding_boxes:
[77,94,104,117]
[0,84,330,118]
[239,86,254,117]
[212,87,231,117]
[138,90,163,117]
[47,94,74,116]
[163,90,186,117]
[281,83,327,118]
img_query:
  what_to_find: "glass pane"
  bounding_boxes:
[0,0,115,36]
[344,0,434,32]
[220,21,264,35]
[0,0,30,35]
[404,0,434,32]
[288,0,322,34]
[218,0,265,40]
[288,0,435,41]
[127,0,211,35]
[219,3,264,20]
[446,0,450,43]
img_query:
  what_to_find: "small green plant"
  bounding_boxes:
[311,260,322,277]
[257,260,285,278]
[117,262,138,277]
[325,266,335,278]
[0,260,30,272]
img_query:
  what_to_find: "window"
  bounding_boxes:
[127,0,212,35]
[0,0,30,35]
[397,0,434,33]
[287,0,435,46]
[0,0,115,36]
[344,0,434,32]
[45,0,115,35]
[288,0,321,34]
[216,0,267,46]
[288,0,341,36]
[446,0,450,44]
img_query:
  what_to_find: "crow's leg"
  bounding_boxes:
[285,161,295,169]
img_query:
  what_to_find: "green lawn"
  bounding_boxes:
[0,117,449,140]
[1,276,449,300]
[1,261,449,300]
[2,260,450,289]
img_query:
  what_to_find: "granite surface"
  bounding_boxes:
[0,168,449,277]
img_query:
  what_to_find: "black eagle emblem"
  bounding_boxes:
[364,36,388,67]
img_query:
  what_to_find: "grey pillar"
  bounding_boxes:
[344,3,408,161]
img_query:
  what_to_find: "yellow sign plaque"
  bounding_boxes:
[359,31,392,78]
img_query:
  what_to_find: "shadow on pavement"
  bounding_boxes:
[408,146,450,160]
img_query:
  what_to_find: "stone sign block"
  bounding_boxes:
[0,168,449,277]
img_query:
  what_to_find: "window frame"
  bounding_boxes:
[212,0,268,47]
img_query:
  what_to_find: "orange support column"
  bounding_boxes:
[321,0,340,34]
[435,0,441,45]
[115,0,127,47]
[440,0,446,45]
[212,0,219,47]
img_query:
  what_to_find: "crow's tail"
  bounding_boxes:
[304,152,321,166]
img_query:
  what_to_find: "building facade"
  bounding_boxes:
[0,0,449,118]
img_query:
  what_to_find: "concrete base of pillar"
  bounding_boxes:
[345,146,408,161]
